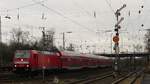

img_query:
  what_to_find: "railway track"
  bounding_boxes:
[0,66,12,72]
[0,68,143,84]
[0,68,113,84]
[0,72,15,83]
[112,69,143,84]
[68,71,114,84]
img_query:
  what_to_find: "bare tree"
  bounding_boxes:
[66,43,75,51]
[133,44,142,52]
[10,28,30,45]
[38,28,55,51]
[144,30,150,52]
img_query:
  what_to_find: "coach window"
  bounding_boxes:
[40,51,55,56]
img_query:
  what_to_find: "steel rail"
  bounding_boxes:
[112,70,143,84]
[69,71,113,84]
[112,72,135,84]
[130,71,143,84]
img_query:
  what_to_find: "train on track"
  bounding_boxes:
[13,49,113,73]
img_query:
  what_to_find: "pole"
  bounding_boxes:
[114,12,120,74]
[111,33,113,54]
[0,16,2,67]
[63,32,65,50]
[113,4,126,75]
[41,27,46,50]
[0,16,1,43]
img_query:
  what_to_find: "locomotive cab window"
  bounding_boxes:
[15,51,30,58]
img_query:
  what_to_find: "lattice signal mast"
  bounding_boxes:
[113,4,126,73]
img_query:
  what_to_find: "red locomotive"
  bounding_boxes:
[13,50,112,73]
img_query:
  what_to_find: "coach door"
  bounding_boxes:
[33,53,38,68]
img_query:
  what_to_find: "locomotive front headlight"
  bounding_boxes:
[26,64,29,67]
[14,65,17,67]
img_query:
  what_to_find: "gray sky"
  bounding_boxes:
[0,0,149,53]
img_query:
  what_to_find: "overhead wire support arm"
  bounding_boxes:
[115,4,126,21]
[116,4,126,14]
[115,17,124,27]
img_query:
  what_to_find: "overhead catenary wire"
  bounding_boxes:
[0,0,47,12]
[2,1,128,36]
[136,0,143,8]
[0,0,99,37]
[104,0,115,14]
[32,0,97,35]
[136,0,147,30]
[123,0,147,31]
[126,0,146,31]
[1,0,116,34]
[71,0,92,17]
[119,0,124,5]
[71,0,114,30]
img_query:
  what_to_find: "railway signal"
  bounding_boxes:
[113,36,119,43]
[113,4,126,75]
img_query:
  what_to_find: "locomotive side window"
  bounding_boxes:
[15,51,30,58]
[39,51,55,56]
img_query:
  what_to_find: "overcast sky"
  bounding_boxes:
[0,0,149,53]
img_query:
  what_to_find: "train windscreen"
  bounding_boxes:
[15,51,30,58]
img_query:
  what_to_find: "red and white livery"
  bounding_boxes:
[13,50,112,72]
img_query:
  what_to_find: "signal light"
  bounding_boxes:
[118,25,121,29]
[116,33,119,36]
[115,29,118,32]
[118,12,121,16]
[141,24,144,27]
[26,65,29,67]
[139,10,141,14]
[141,6,144,8]
[14,65,17,67]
